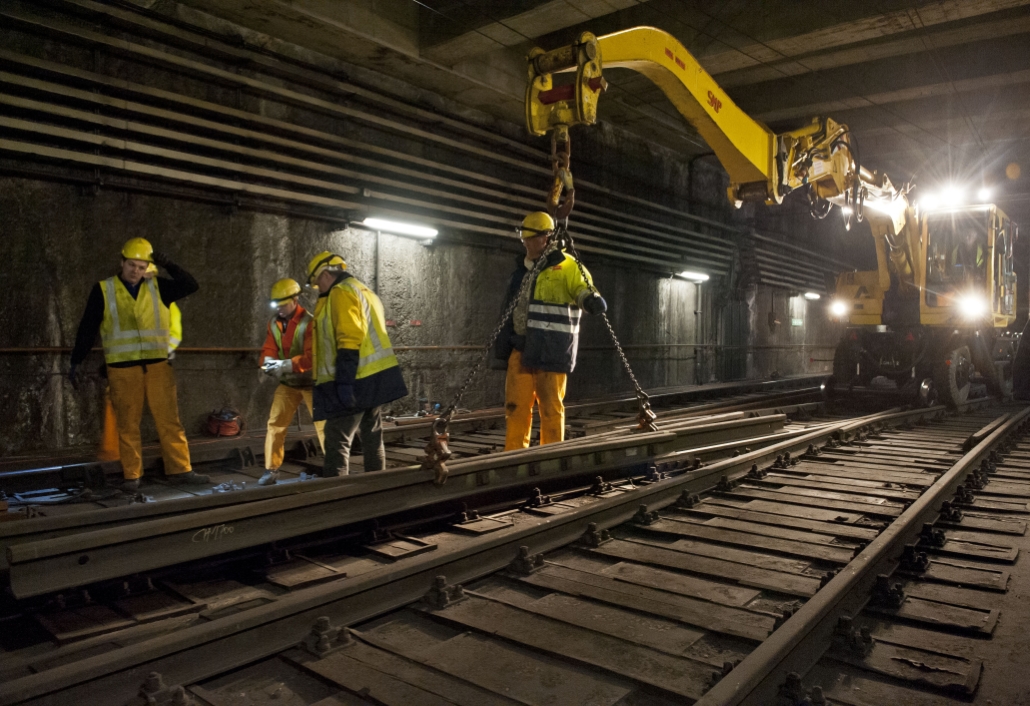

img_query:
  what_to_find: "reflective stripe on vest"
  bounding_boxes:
[314,279,399,385]
[527,301,581,335]
[271,311,310,360]
[99,277,170,364]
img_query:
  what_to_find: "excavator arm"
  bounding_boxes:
[526,27,910,240]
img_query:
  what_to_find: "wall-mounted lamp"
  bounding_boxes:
[677,270,709,283]
[803,292,821,300]
[361,217,438,239]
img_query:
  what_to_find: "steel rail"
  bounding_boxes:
[4,415,788,597]
[695,402,1030,706]
[0,401,982,705]
[0,376,825,477]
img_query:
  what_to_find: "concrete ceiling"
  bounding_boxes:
[178,0,1030,222]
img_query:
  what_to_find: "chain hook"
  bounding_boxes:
[421,414,452,486]
[635,390,658,432]
[549,126,575,220]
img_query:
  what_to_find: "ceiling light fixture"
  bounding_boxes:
[678,271,709,282]
[362,217,438,239]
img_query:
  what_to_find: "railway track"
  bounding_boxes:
[0,378,833,598]
[3,395,1027,704]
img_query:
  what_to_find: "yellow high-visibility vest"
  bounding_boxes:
[99,276,170,364]
[314,278,399,384]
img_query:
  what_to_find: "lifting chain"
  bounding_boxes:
[559,225,658,432]
[421,125,656,485]
[548,126,575,220]
[421,240,560,486]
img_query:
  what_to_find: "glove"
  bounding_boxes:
[279,359,293,374]
[262,358,281,376]
[583,292,607,315]
[150,250,172,268]
[68,364,79,390]
[336,382,355,408]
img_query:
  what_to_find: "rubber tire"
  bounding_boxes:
[833,340,859,386]
[935,345,972,407]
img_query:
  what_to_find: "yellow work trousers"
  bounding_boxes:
[504,349,567,450]
[107,360,191,479]
[265,384,326,470]
[98,387,120,462]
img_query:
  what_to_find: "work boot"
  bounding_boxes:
[167,471,210,485]
[119,478,140,493]
[258,469,280,486]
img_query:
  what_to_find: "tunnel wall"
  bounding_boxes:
[0,2,841,456]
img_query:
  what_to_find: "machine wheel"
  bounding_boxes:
[833,340,860,386]
[934,345,972,406]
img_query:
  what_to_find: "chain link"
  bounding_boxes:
[561,228,658,431]
[432,238,560,435]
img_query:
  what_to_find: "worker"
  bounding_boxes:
[306,251,407,476]
[70,238,206,492]
[494,212,607,450]
[97,265,182,463]
[257,278,326,485]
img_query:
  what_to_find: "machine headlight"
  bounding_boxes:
[956,294,988,319]
[829,300,849,317]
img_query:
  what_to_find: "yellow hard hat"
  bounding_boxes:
[121,237,153,262]
[518,211,555,238]
[270,278,301,304]
[306,251,347,284]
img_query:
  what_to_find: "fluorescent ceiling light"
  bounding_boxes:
[804,292,821,300]
[678,270,709,282]
[362,218,438,238]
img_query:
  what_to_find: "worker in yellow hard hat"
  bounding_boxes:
[256,278,325,485]
[97,263,183,464]
[494,212,607,450]
[306,251,408,476]
[71,237,205,492]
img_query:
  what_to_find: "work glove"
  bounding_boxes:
[272,359,293,381]
[336,382,355,408]
[582,292,607,316]
[150,250,172,268]
[261,357,281,376]
[68,364,79,390]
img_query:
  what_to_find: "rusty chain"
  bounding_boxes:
[422,125,656,484]
[560,226,658,432]
[421,239,560,485]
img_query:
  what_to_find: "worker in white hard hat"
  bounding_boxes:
[71,238,205,492]
[306,251,408,476]
[494,212,607,450]
[257,278,325,485]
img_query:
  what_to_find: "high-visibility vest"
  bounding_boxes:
[314,278,399,385]
[168,303,182,354]
[271,309,314,387]
[99,276,170,364]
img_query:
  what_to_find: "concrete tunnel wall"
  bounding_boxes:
[0,176,837,456]
[0,3,843,456]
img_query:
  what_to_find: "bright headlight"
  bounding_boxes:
[956,294,988,319]
[829,300,849,317]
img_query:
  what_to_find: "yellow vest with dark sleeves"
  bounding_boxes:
[99,276,170,364]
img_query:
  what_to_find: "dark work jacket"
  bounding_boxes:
[492,248,590,374]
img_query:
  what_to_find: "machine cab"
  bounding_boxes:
[920,205,1017,329]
